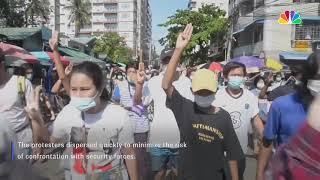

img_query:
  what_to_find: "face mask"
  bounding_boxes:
[69,92,99,111]
[276,76,282,82]
[194,94,215,108]
[117,75,123,80]
[26,73,33,80]
[307,80,320,96]
[127,76,136,86]
[256,81,265,89]
[228,76,244,89]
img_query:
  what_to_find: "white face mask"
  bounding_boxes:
[26,73,33,80]
[307,80,320,96]
[194,94,215,108]
[256,81,265,89]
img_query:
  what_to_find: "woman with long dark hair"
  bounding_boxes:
[26,62,138,180]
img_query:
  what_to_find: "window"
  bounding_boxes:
[255,0,264,8]
[121,13,129,18]
[121,3,129,9]
[189,2,196,8]
[295,23,320,40]
[104,24,117,31]
[240,0,254,15]
[253,25,263,43]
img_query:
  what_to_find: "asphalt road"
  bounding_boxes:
[31,155,258,180]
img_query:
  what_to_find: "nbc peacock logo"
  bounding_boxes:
[278,10,302,25]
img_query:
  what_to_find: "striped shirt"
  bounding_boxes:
[265,122,320,180]
[112,80,151,133]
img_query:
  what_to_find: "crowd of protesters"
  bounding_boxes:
[1,25,320,180]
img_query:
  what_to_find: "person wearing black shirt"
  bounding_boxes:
[162,23,243,180]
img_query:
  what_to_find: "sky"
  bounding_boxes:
[150,0,189,54]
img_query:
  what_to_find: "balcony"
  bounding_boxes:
[291,40,312,49]
[104,8,117,13]
[233,41,263,57]
[93,0,117,4]
[104,18,118,23]
[92,16,117,23]
[79,28,92,33]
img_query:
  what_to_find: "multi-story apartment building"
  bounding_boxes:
[48,0,152,61]
[228,0,320,62]
[188,0,228,16]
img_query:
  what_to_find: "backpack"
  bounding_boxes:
[17,76,26,106]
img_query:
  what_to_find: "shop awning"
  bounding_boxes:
[279,51,310,61]
[302,16,320,21]
[30,51,70,66]
[233,19,264,35]
[0,42,38,64]
[0,27,51,41]
[58,46,106,67]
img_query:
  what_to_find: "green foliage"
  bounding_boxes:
[25,0,50,26]
[0,0,50,27]
[0,0,25,27]
[65,0,91,37]
[159,5,229,65]
[93,32,133,64]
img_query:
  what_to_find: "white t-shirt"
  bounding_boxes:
[147,74,191,145]
[213,88,259,153]
[0,75,33,144]
[116,80,151,133]
[52,103,134,178]
[174,75,194,101]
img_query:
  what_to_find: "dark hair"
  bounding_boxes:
[13,67,25,76]
[223,62,247,78]
[296,52,320,107]
[71,62,109,100]
[125,61,138,72]
[21,63,33,71]
[0,49,4,63]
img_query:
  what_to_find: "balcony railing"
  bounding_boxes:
[93,0,117,3]
[291,40,312,49]
[233,41,263,57]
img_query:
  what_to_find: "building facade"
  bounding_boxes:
[188,0,228,15]
[228,0,320,62]
[48,0,152,61]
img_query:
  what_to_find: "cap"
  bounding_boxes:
[160,48,174,62]
[192,69,218,93]
[209,62,222,72]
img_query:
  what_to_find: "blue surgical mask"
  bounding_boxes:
[69,93,99,111]
[228,76,244,89]
[194,94,215,108]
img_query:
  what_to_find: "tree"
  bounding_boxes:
[93,32,133,64]
[65,0,91,37]
[25,0,50,27]
[159,5,229,65]
[0,0,25,27]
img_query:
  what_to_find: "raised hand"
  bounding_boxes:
[136,62,146,85]
[49,31,59,51]
[25,87,43,123]
[175,23,193,49]
[137,71,146,85]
